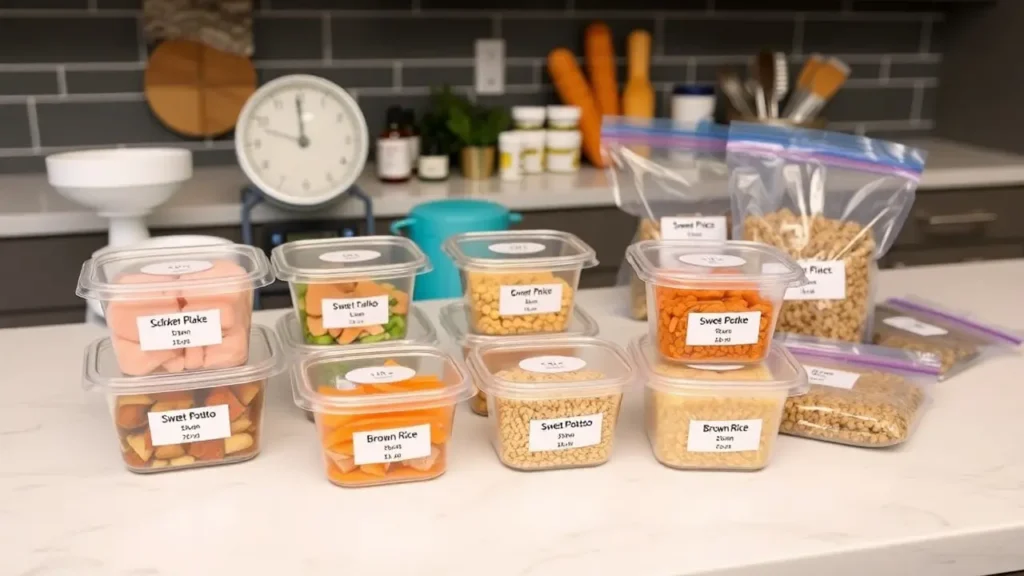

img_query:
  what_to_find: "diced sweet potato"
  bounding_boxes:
[115,404,148,430]
[122,448,147,468]
[153,444,186,460]
[391,290,409,314]
[169,455,196,467]
[224,433,254,454]
[126,431,153,462]
[117,394,155,407]
[232,383,261,405]
[359,462,390,477]
[230,414,252,434]
[205,387,246,420]
[338,327,362,344]
[150,391,195,412]
[150,459,170,469]
[188,439,225,461]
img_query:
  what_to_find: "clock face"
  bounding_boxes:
[235,75,368,207]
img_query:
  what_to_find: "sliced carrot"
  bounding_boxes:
[338,327,362,344]
[360,462,390,476]
[307,315,327,337]
[328,327,342,338]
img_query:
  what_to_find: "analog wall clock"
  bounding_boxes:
[235,74,369,208]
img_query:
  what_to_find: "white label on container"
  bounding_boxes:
[352,424,431,465]
[499,283,562,315]
[322,295,389,329]
[319,250,381,263]
[345,365,417,385]
[136,309,222,351]
[805,365,861,390]
[678,253,747,268]
[140,260,213,276]
[519,355,586,373]
[883,316,949,337]
[685,312,762,346]
[660,216,728,240]
[687,364,744,371]
[488,242,546,255]
[687,419,763,452]
[529,413,603,452]
[148,405,231,446]
[785,260,847,301]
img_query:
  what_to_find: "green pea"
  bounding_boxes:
[312,334,336,345]
[359,333,388,344]
[389,315,407,338]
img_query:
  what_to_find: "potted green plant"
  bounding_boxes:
[447,104,509,179]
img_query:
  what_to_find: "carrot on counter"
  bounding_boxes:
[585,22,619,117]
[547,48,605,168]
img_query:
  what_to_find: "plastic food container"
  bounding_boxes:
[512,106,545,129]
[546,105,581,130]
[83,325,286,473]
[443,230,597,337]
[292,343,472,488]
[439,301,600,416]
[545,130,581,173]
[77,243,273,376]
[519,129,546,174]
[631,335,808,471]
[469,337,634,471]
[626,239,806,364]
[270,236,430,348]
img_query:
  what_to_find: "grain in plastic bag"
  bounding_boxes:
[873,296,1022,379]
[601,117,730,320]
[780,333,941,447]
[727,123,926,342]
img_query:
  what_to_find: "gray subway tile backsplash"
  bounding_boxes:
[0,0,943,173]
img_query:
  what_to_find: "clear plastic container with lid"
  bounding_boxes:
[468,336,634,471]
[626,239,806,364]
[631,335,808,471]
[83,325,286,473]
[270,236,431,348]
[443,230,597,337]
[292,343,472,488]
[76,243,273,376]
[277,307,438,354]
[439,301,600,416]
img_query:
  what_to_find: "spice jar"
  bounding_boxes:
[377,105,412,183]
[545,129,581,173]
[546,105,581,130]
[469,336,635,471]
[518,129,546,174]
[499,130,522,181]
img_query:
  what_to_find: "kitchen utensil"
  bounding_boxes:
[718,69,755,118]
[782,53,824,118]
[623,30,655,119]
[787,57,850,123]
[774,52,789,118]
[234,74,369,209]
[754,50,776,119]
[145,39,256,138]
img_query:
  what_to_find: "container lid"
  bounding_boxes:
[546,105,581,120]
[443,230,598,272]
[631,335,809,395]
[277,307,438,353]
[270,235,430,283]
[626,239,805,287]
[512,106,546,122]
[673,84,715,96]
[468,336,634,399]
[83,325,286,395]
[292,343,472,415]
[77,243,273,301]
[439,301,598,347]
[546,130,581,146]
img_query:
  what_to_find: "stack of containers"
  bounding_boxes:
[76,244,286,473]
[443,229,636,471]
[626,238,813,471]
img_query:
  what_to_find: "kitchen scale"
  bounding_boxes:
[234,74,374,306]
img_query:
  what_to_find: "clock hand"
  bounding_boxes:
[295,95,310,148]
[264,127,300,143]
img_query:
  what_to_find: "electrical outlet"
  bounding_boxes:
[475,39,505,96]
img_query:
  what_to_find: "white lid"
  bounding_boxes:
[512,106,546,123]
[277,307,438,352]
[499,131,521,146]
[546,105,581,121]
[270,236,430,283]
[546,130,581,146]
[76,243,273,302]
[443,229,597,272]
[439,301,599,347]
[291,343,472,415]
[83,325,286,395]
[626,239,805,288]
[631,335,809,395]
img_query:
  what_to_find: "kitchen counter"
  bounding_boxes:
[3,260,1024,576]
[2,137,1024,239]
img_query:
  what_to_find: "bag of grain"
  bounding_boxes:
[727,123,925,342]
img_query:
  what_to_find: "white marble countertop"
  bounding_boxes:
[2,261,1024,576]
[2,137,1024,239]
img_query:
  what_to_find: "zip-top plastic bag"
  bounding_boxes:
[601,117,731,320]
[727,123,926,342]
[780,333,941,447]
[873,296,1022,379]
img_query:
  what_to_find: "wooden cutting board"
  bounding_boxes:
[144,39,256,138]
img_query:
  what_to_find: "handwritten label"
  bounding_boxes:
[785,260,847,301]
[488,242,546,255]
[352,424,431,465]
[677,254,747,268]
[148,405,231,446]
[345,365,417,385]
[805,365,861,390]
[140,260,213,276]
[529,413,603,452]
[687,419,762,452]
[318,250,381,263]
[322,295,389,329]
[519,355,586,374]
[136,309,222,351]
[499,283,562,315]
[685,312,761,346]
[660,216,728,240]
[883,316,949,337]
